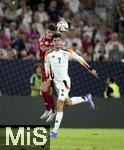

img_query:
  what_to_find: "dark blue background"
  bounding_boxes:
[0,60,124,96]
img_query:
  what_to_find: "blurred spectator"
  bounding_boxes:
[113,1,124,32]
[82,32,92,54]
[27,23,40,54]
[22,6,32,30]
[27,0,41,10]
[17,24,26,35]
[94,35,108,61]
[0,48,5,59]
[20,49,36,60]
[47,0,61,22]
[61,0,70,12]
[72,28,82,50]
[64,29,82,50]
[83,52,90,62]
[0,0,4,28]
[86,45,94,61]
[0,0,123,62]
[4,2,19,23]
[4,22,17,42]
[103,25,113,43]
[13,32,27,56]
[30,63,42,96]
[109,43,123,61]
[106,0,117,9]
[104,76,121,98]
[107,33,124,56]
[91,24,100,45]
[62,10,72,26]
[27,23,40,41]
[6,48,14,60]
[35,3,49,24]
[72,14,84,28]
[83,18,93,39]
[76,2,90,22]
[33,12,45,34]
[18,0,27,11]
[20,49,28,59]
[64,0,80,14]
[0,29,11,48]
[63,30,75,48]
[83,45,94,61]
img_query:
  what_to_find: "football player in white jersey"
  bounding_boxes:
[45,33,98,138]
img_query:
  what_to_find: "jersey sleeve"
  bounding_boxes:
[44,52,51,80]
[69,49,90,70]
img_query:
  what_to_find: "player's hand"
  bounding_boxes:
[91,69,99,79]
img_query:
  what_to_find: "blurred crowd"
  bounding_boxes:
[0,0,124,62]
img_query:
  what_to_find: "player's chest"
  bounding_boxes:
[49,52,68,65]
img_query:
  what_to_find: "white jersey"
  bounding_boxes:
[45,48,90,81]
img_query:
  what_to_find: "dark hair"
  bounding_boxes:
[52,33,62,39]
[109,75,118,83]
[34,63,42,73]
[47,23,56,31]
[72,42,77,47]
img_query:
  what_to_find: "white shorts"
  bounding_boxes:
[53,78,71,101]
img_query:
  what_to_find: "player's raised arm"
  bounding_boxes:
[69,50,99,79]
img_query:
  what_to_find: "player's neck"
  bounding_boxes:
[45,34,51,39]
[54,47,60,51]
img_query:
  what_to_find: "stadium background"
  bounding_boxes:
[0,0,124,97]
[0,60,124,97]
[0,0,124,150]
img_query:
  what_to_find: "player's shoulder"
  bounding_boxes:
[61,47,73,54]
[45,49,54,56]
[48,48,54,54]
[38,35,45,42]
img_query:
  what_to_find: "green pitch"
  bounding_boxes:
[51,128,124,150]
[0,128,124,150]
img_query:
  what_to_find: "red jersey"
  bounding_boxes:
[38,36,53,61]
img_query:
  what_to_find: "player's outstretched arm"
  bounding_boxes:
[70,50,99,79]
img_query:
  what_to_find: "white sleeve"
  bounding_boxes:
[44,53,51,79]
[69,50,91,70]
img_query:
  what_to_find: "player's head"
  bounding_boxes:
[107,75,118,84]
[52,33,62,49]
[45,23,56,39]
[34,63,42,75]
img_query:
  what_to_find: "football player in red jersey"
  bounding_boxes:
[38,23,56,122]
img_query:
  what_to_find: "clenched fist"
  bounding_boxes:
[91,69,99,79]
